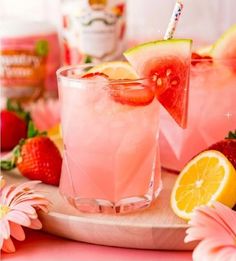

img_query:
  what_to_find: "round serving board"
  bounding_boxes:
[2,170,196,250]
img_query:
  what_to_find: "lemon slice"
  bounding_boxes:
[171,150,236,220]
[47,124,63,153]
[196,45,213,56]
[87,61,138,80]
[211,24,236,59]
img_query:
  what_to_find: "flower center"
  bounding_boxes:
[0,204,10,219]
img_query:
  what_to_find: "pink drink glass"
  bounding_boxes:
[160,58,236,172]
[57,65,161,214]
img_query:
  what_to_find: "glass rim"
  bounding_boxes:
[57,58,236,83]
[191,57,236,62]
[56,64,148,84]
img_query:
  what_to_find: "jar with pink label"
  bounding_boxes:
[0,19,61,101]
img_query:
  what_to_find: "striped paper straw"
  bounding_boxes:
[164,0,184,40]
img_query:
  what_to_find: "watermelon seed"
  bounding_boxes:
[152,74,158,81]
[171,80,178,86]
[157,78,163,86]
[166,69,172,76]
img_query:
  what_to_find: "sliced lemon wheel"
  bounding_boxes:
[87,61,138,80]
[196,45,213,56]
[171,150,236,220]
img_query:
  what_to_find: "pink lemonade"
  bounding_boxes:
[57,65,161,214]
[160,57,236,171]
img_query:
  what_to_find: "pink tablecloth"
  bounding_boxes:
[1,230,192,261]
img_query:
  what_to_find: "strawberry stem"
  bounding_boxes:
[0,160,16,170]
[6,99,31,124]
[0,145,21,170]
[0,120,46,171]
[27,121,46,138]
[226,130,236,139]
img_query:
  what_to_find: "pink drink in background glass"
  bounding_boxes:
[160,57,236,171]
[57,65,161,214]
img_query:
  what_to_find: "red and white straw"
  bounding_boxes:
[164,0,184,40]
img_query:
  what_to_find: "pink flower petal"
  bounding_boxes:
[213,246,236,261]
[6,181,41,206]
[186,213,226,242]
[0,219,10,239]
[1,185,15,204]
[9,222,25,241]
[193,238,236,261]
[212,202,236,237]
[191,206,228,230]
[0,178,50,253]
[185,212,232,243]
[2,237,15,253]
[185,202,236,261]
[27,212,38,220]
[29,218,42,229]
[26,99,60,131]
[12,202,37,215]
[16,198,49,206]
[192,238,225,261]
[185,202,236,243]
[36,205,49,213]
[7,210,31,227]
[0,175,5,190]
[11,194,49,207]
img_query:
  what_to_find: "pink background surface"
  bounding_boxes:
[1,229,192,261]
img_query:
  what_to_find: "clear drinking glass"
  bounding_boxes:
[57,65,161,214]
[160,58,236,172]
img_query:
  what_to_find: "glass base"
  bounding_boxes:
[65,194,155,214]
[60,165,163,214]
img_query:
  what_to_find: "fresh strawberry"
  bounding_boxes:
[191,52,213,66]
[16,136,62,185]
[110,82,155,106]
[1,122,62,186]
[1,100,30,151]
[207,130,236,169]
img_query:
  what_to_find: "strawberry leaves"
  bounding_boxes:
[226,130,236,140]
[27,121,46,138]
[6,99,31,124]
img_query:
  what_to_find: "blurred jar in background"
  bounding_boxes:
[61,0,126,65]
[0,0,61,101]
[127,0,236,48]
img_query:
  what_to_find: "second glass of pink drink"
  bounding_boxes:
[160,56,236,171]
[160,25,236,172]
[160,58,236,171]
[57,65,161,214]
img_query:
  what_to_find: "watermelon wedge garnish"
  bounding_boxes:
[124,39,192,128]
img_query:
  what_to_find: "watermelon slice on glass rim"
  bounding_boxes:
[124,39,192,128]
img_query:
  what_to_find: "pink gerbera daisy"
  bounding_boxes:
[25,99,60,131]
[185,202,236,261]
[0,175,49,253]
